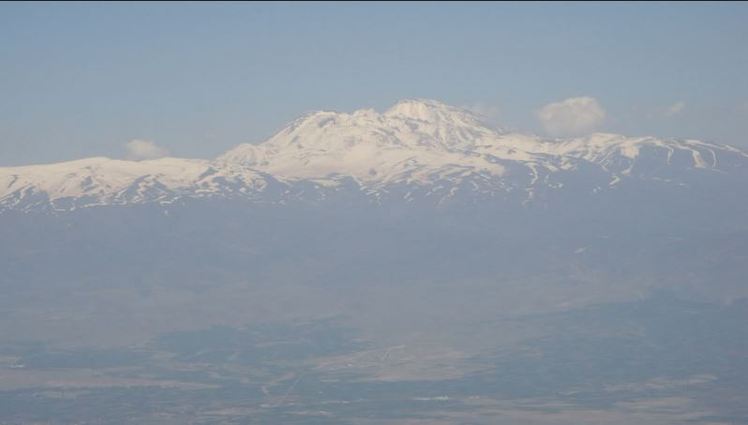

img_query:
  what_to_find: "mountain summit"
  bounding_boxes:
[1,100,746,212]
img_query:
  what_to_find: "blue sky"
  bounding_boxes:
[1,2,747,165]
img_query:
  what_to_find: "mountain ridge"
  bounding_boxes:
[2,99,746,212]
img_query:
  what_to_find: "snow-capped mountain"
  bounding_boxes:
[2,99,747,212]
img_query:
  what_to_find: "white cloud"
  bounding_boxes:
[738,101,748,116]
[536,96,606,137]
[664,101,686,117]
[125,139,169,160]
